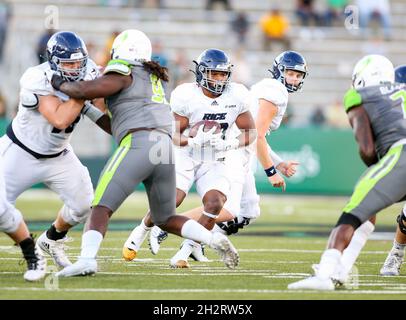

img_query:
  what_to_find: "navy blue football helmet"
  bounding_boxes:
[46,31,88,82]
[270,51,308,93]
[194,48,232,95]
[395,65,406,84]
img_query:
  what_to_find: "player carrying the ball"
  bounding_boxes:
[122,48,257,267]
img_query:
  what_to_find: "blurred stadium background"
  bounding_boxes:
[1,0,406,300]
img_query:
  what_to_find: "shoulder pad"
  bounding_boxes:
[343,88,363,112]
[20,90,39,109]
[103,59,132,76]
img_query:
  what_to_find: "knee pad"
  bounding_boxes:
[397,213,406,235]
[0,205,23,233]
[336,212,362,229]
[60,204,91,226]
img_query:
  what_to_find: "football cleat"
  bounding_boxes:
[148,226,168,255]
[288,276,335,291]
[56,258,97,277]
[209,233,239,269]
[169,239,194,268]
[23,247,47,282]
[380,250,404,276]
[36,231,72,269]
[122,225,150,261]
[190,243,209,262]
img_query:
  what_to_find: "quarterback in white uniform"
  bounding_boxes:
[122,48,256,267]
[0,31,110,270]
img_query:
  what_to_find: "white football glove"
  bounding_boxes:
[209,133,239,151]
[187,125,217,148]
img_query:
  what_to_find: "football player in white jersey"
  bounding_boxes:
[122,48,256,267]
[144,51,309,263]
[0,31,110,270]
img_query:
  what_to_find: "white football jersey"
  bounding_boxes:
[11,59,99,155]
[249,78,288,132]
[171,82,250,161]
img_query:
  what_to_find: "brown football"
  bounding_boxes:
[189,120,222,138]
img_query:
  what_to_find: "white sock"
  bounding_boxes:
[140,217,152,231]
[80,230,103,259]
[317,249,341,280]
[341,220,375,274]
[392,240,406,253]
[180,220,212,245]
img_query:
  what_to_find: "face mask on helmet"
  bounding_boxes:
[47,31,88,82]
[352,54,394,89]
[271,51,308,93]
[194,49,233,95]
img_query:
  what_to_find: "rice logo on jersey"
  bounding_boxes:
[202,113,227,121]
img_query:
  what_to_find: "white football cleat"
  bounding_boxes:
[288,276,335,291]
[56,258,97,277]
[380,250,404,276]
[23,248,47,282]
[122,225,150,261]
[148,226,168,255]
[170,240,194,268]
[190,243,209,262]
[36,231,72,269]
[209,233,239,269]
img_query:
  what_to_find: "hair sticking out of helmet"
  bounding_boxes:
[46,31,88,82]
[394,65,406,84]
[110,29,152,64]
[352,55,394,89]
[193,48,233,95]
[270,51,308,93]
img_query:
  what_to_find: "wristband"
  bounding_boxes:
[82,101,105,123]
[264,166,277,177]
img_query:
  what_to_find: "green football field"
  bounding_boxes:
[1,190,406,300]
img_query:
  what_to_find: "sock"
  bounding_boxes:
[392,240,406,253]
[341,220,375,274]
[180,220,212,245]
[19,237,36,261]
[46,224,68,241]
[79,230,103,259]
[317,249,341,280]
[140,217,152,231]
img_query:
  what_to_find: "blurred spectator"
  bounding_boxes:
[0,2,10,63]
[325,99,350,129]
[230,12,250,46]
[152,40,169,68]
[168,49,191,91]
[324,0,348,27]
[309,105,326,126]
[206,0,232,11]
[126,0,165,8]
[355,0,391,40]
[296,0,322,27]
[36,29,56,64]
[260,8,291,51]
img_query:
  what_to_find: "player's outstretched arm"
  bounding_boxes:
[255,98,286,190]
[52,73,131,100]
